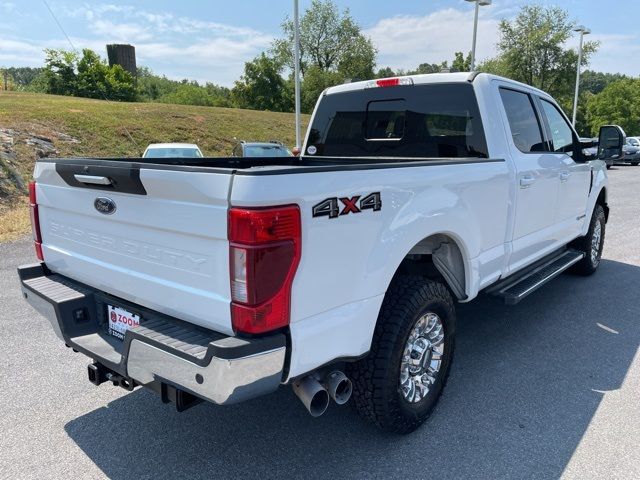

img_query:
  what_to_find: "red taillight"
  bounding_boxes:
[28,181,44,261]
[228,205,301,334]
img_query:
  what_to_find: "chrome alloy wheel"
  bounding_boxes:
[591,220,602,265]
[399,313,445,403]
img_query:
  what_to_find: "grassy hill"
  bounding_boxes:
[0,91,309,241]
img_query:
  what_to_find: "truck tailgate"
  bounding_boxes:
[34,160,234,335]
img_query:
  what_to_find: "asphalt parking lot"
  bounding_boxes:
[1,166,639,480]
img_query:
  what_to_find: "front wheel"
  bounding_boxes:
[632,162,639,166]
[349,276,455,433]
[571,204,606,275]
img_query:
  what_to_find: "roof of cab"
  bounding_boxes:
[323,72,550,99]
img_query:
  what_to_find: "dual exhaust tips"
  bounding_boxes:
[292,371,352,417]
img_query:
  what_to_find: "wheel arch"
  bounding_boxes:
[596,186,609,222]
[389,232,471,301]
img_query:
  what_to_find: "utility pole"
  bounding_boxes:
[293,0,302,154]
[572,26,591,127]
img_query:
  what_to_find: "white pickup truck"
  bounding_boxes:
[19,73,624,433]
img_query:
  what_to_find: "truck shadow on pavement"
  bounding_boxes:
[64,259,640,480]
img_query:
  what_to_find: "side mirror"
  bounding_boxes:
[598,125,626,160]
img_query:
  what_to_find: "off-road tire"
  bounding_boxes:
[349,276,455,433]
[571,204,606,275]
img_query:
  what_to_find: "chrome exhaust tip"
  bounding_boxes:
[292,376,330,417]
[323,371,352,405]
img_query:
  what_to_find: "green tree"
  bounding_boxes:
[376,67,396,78]
[41,48,78,96]
[476,56,509,77]
[77,49,109,98]
[300,66,343,113]
[136,67,181,101]
[105,64,136,101]
[480,5,599,104]
[76,49,135,101]
[231,53,292,112]
[130,67,231,106]
[586,79,640,136]
[451,52,471,72]
[25,72,48,93]
[0,68,16,90]
[158,83,215,106]
[1,67,43,87]
[408,62,447,75]
[204,82,232,107]
[338,34,376,80]
[273,0,376,78]
[39,48,135,101]
[580,70,628,95]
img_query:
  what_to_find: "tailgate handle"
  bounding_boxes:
[73,174,112,186]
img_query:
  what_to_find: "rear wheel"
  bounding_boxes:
[349,276,455,433]
[632,162,639,166]
[571,204,606,275]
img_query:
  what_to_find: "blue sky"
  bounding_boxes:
[1,0,638,86]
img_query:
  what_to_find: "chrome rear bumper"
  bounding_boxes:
[18,263,286,406]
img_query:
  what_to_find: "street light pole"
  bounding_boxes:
[572,26,590,127]
[465,0,491,71]
[470,1,479,71]
[293,0,302,153]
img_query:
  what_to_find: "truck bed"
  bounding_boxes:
[33,152,509,375]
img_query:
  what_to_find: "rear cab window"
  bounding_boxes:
[306,83,488,158]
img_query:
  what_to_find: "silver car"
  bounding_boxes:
[142,143,204,159]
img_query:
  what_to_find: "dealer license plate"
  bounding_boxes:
[107,305,140,340]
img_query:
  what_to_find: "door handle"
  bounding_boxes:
[519,175,535,188]
[560,171,570,183]
[73,174,112,186]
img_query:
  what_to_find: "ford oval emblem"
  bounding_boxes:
[94,197,116,215]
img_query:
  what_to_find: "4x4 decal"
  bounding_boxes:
[312,192,382,218]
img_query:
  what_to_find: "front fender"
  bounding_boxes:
[582,162,608,235]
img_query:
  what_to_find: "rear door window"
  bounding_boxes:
[499,88,546,153]
[306,83,488,158]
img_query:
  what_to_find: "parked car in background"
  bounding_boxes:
[621,138,640,166]
[142,143,203,159]
[232,140,292,158]
[627,136,640,148]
